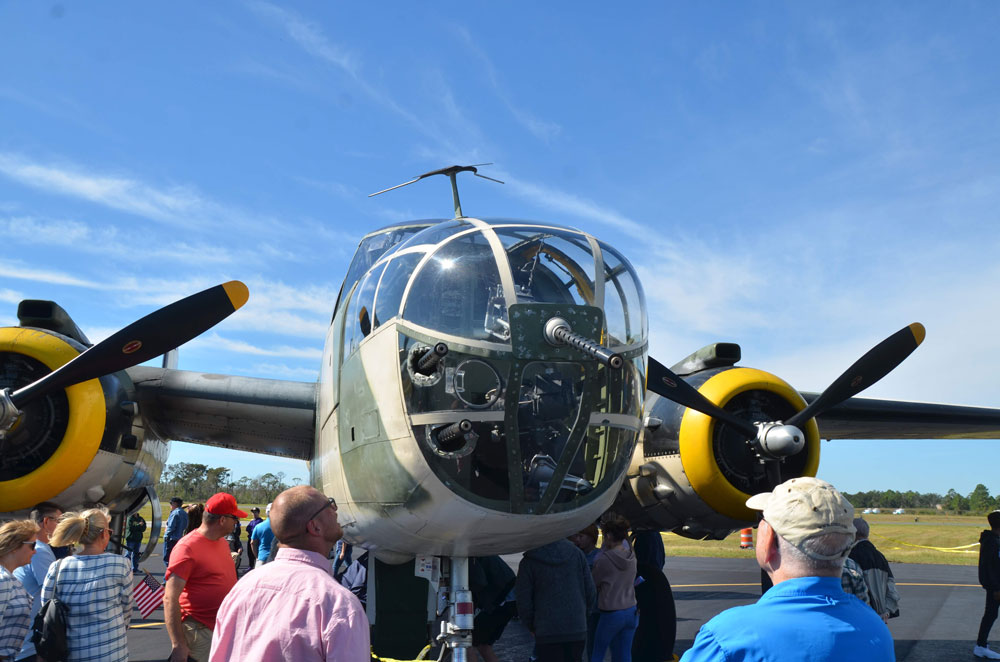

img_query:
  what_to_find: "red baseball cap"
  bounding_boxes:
[205,493,248,518]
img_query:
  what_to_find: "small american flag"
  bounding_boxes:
[133,572,165,619]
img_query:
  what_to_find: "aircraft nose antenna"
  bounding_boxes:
[543,317,623,369]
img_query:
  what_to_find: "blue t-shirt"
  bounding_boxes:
[250,518,276,563]
[681,576,894,661]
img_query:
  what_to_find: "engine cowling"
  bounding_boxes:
[619,365,820,539]
[0,324,165,513]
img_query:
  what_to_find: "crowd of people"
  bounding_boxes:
[0,490,369,662]
[511,476,915,662]
[5,476,1000,660]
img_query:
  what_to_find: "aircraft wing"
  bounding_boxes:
[128,366,317,460]
[807,393,1000,439]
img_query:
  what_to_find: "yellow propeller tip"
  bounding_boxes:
[222,281,250,310]
[909,322,926,346]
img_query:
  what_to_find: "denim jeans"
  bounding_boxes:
[163,538,177,565]
[125,539,142,571]
[590,605,638,662]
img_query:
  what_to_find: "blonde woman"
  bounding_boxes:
[41,508,132,662]
[0,519,39,661]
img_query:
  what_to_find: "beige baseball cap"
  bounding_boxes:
[746,477,856,560]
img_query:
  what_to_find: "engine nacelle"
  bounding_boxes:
[0,315,167,514]
[620,365,820,539]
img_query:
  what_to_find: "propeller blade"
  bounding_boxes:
[10,281,249,408]
[786,322,925,429]
[647,357,758,438]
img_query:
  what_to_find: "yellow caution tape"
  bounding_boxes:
[871,530,980,553]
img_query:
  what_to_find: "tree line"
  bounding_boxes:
[158,463,997,516]
[157,462,298,504]
[842,483,997,514]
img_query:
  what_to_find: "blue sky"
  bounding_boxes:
[2,3,999,497]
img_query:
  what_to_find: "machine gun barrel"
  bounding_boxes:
[544,318,623,369]
[436,419,475,447]
[416,342,449,375]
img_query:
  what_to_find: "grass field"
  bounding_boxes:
[132,504,987,566]
[662,513,986,566]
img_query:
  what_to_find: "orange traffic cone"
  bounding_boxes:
[740,528,754,549]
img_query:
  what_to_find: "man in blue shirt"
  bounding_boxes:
[245,507,264,569]
[13,500,63,661]
[249,502,276,565]
[163,496,189,564]
[681,477,894,662]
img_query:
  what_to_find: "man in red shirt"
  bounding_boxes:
[164,492,245,662]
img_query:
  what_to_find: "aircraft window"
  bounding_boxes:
[573,425,635,502]
[336,224,429,314]
[373,252,425,327]
[411,420,512,502]
[599,242,647,347]
[517,361,586,503]
[592,357,644,419]
[344,262,386,357]
[453,359,502,409]
[403,232,507,341]
[393,219,473,251]
[493,228,597,306]
[342,283,361,360]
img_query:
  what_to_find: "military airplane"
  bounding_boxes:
[3,164,1000,658]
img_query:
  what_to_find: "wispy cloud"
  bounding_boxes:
[224,308,329,339]
[293,176,358,200]
[0,153,210,229]
[501,173,648,239]
[0,260,102,288]
[0,215,238,265]
[248,2,462,152]
[452,25,561,142]
[0,265,334,338]
[192,332,323,359]
[248,1,358,75]
[248,362,319,380]
[0,288,23,304]
[0,86,108,136]
[0,153,298,240]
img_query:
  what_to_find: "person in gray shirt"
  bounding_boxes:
[516,538,596,662]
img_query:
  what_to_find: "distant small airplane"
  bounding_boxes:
[4,164,1000,659]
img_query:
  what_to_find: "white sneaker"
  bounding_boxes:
[974,645,1000,659]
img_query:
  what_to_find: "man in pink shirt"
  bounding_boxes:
[209,485,370,661]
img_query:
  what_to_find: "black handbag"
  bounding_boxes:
[32,558,69,662]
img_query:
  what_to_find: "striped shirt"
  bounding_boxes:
[0,566,32,659]
[13,540,57,657]
[841,556,870,605]
[41,553,132,662]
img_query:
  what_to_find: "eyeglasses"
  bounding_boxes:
[22,540,37,548]
[220,514,240,523]
[306,497,337,524]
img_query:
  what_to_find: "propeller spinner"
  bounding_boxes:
[646,323,926,490]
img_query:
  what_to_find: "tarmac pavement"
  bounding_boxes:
[126,547,987,661]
